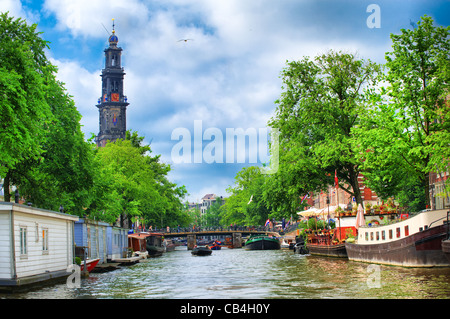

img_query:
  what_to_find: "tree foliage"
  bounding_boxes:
[223,166,270,226]
[268,50,381,207]
[354,16,449,209]
[0,12,54,198]
[85,132,188,227]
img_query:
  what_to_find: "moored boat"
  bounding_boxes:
[244,234,280,250]
[191,245,212,256]
[345,209,450,267]
[146,233,165,257]
[80,258,100,272]
[210,240,222,250]
[164,239,176,252]
[307,242,347,258]
[442,239,450,262]
[293,236,309,254]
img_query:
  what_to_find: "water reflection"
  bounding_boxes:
[1,247,449,299]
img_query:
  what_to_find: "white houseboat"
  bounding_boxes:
[345,209,450,267]
[0,203,79,289]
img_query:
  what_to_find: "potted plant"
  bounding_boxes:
[365,202,372,214]
[372,204,379,214]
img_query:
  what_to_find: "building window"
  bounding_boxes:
[396,227,401,238]
[20,227,27,256]
[381,230,385,240]
[370,232,374,241]
[376,232,380,241]
[404,225,409,236]
[42,228,49,253]
[365,232,369,241]
[389,229,393,239]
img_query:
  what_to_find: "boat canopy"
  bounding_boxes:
[298,204,347,217]
[297,207,320,217]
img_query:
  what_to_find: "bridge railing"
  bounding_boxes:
[132,225,279,235]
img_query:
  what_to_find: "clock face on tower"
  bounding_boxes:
[111,93,119,102]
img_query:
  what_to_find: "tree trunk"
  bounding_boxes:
[3,172,10,202]
[348,166,363,208]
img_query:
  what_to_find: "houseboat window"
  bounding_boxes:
[42,228,49,252]
[365,232,369,241]
[389,229,393,239]
[382,230,385,240]
[396,227,401,238]
[370,232,374,241]
[20,227,27,255]
[404,225,409,236]
[376,232,380,240]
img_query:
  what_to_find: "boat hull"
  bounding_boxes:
[147,246,164,257]
[191,247,212,256]
[146,234,165,257]
[245,237,280,250]
[80,258,100,272]
[308,243,347,258]
[346,224,450,267]
[442,239,450,263]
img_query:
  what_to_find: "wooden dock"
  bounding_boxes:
[113,254,147,265]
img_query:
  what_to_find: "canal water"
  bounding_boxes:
[2,247,450,299]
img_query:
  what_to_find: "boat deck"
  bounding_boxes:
[113,256,145,264]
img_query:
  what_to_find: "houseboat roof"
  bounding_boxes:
[0,202,79,221]
[128,232,164,239]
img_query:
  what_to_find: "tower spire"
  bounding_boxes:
[108,18,118,47]
[95,20,129,148]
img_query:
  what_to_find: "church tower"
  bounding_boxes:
[96,20,129,147]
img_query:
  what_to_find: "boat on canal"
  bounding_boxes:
[191,245,212,256]
[306,237,347,258]
[164,239,176,252]
[244,234,280,250]
[210,240,222,250]
[345,209,450,267]
[441,211,450,262]
[303,208,360,258]
[80,258,100,272]
[146,232,165,257]
[443,239,450,262]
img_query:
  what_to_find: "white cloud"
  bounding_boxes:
[50,58,100,136]
[43,0,149,38]
[0,0,39,22]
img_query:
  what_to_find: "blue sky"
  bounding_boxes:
[1,0,449,203]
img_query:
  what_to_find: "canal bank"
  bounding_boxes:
[2,247,449,299]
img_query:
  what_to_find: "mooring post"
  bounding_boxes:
[187,234,196,250]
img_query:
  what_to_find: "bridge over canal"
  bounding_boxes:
[161,229,280,249]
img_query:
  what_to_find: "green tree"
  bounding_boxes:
[269,50,381,207]
[223,166,270,226]
[355,16,450,209]
[0,12,95,213]
[87,133,188,227]
[0,13,54,200]
[7,77,95,214]
[204,196,224,227]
